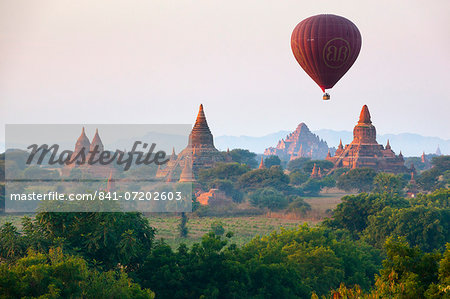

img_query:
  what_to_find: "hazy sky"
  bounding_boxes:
[1,0,449,147]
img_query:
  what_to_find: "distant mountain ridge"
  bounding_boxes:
[215,130,448,157]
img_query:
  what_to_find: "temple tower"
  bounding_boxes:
[70,127,90,164]
[326,105,408,174]
[353,105,376,144]
[258,157,266,169]
[156,104,226,180]
[189,104,215,149]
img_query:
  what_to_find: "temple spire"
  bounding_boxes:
[338,139,343,150]
[358,105,372,124]
[259,156,266,169]
[386,139,391,150]
[170,147,176,160]
[71,127,91,164]
[179,156,196,182]
[189,104,214,148]
[194,104,209,130]
[311,163,318,178]
[90,128,103,151]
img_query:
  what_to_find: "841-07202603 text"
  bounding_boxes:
[9,191,183,201]
[97,191,183,201]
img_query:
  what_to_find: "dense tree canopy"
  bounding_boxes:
[198,162,250,183]
[249,187,289,211]
[228,149,258,168]
[336,168,377,192]
[135,226,382,298]
[264,155,282,168]
[0,248,154,299]
[237,166,291,193]
[325,193,409,235]
[0,212,155,271]
[287,157,311,172]
[418,155,450,191]
[372,172,405,195]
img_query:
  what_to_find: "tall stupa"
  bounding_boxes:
[326,105,408,173]
[156,104,230,181]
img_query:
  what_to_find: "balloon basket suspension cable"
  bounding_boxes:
[322,92,330,101]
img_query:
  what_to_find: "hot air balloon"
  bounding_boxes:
[291,14,362,100]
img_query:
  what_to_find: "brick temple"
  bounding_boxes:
[156,104,230,181]
[326,105,408,173]
[264,122,330,160]
[61,128,116,177]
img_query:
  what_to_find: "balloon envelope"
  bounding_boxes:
[291,14,362,92]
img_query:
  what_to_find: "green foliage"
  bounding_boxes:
[241,225,382,296]
[336,168,377,192]
[30,212,155,271]
[229,149,258,168]
[197,162,250,183]
[299,178,323,196]
[327,188,449,253]
[3,150,28,170]
[325,193,409,235]
[411,188,450,208]
[208,179,244,203]
[264,155,281,168]
[0,247,154,299]
[418,167,443,191]
[418,155,450,191]
[136,233,250,299]
[323,240,450,298]
[286,157,311,172]
[372,237,441,298]
[238,166,290,193]
[0,222,26,261]
[210,220,225,236]
[22,166,60,180]
[249,187,289,211]
[372,172,405,196]
[432,156,450,173]
[364,205,450,252]
[425,243,450,298]
[286,197,311,215]
[135,226,381,298]
[289,170,309,185]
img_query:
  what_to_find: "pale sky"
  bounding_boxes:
[1,0,449,146]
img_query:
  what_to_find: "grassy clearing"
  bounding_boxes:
[147,190,348,248]
[147,215,308,248]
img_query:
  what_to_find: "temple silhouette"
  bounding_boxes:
[156,104,230,182]
[326,105,408,173]
[61,128,116,177]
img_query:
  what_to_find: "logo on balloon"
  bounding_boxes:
[323,38,351,69]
